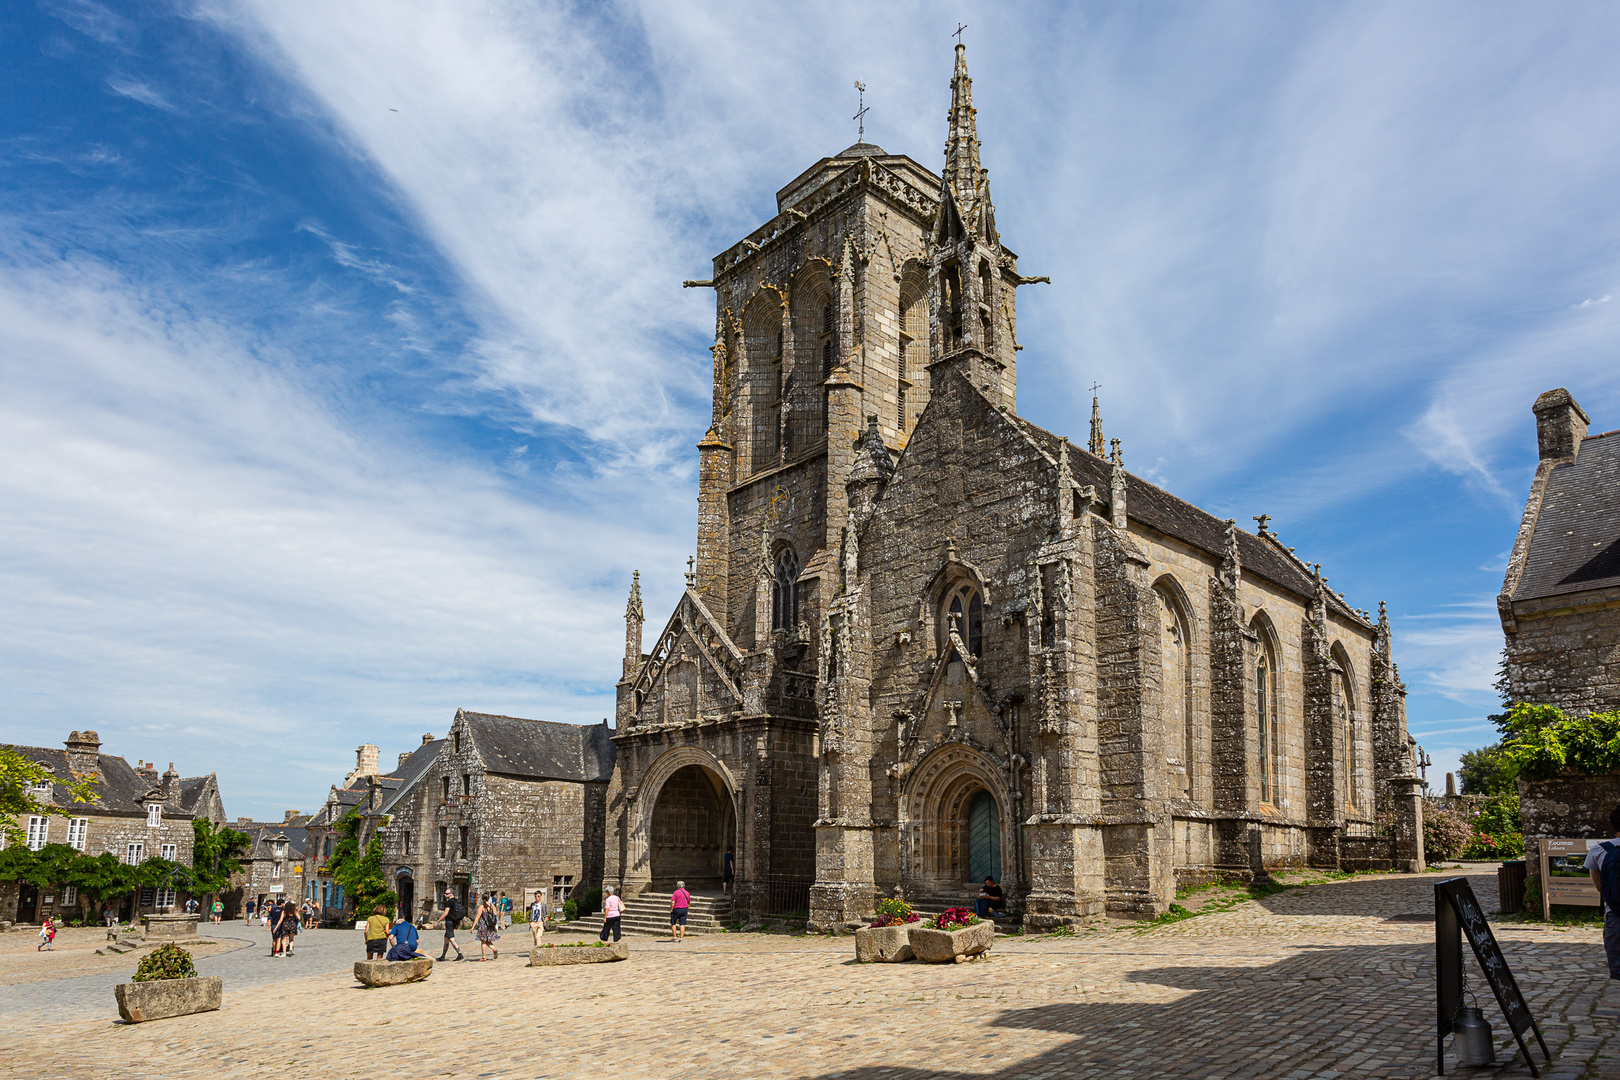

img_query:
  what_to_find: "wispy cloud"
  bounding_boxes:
[105,77,177,112]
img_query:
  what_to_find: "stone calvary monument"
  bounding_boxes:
[604,45,1425,930]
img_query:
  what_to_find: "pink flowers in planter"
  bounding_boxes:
[929,907,981,931]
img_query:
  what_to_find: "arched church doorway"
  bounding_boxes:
[649,763,735,892]
[967,789,1001,885]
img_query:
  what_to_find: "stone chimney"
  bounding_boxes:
[136,760,159,787]
[236,817,253,824]
[161,762,180,803]
[398,751,413,770]
[283,810,302,823]
[1533,388,1589,462]
[355,744,379,777]
[422,732,434,745]
[64,730,102,780]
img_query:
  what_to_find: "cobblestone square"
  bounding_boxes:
[0,871,1615,1080]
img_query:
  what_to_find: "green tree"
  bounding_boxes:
[1457,744,1519,795]
[177,819,250,902]
[327,810,394,917]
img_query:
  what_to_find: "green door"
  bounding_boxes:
[967,790,1001,884]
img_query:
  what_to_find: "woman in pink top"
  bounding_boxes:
[669,880,691,941]
[598,886,623,942]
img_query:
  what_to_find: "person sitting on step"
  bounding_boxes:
[976,876,1005,919]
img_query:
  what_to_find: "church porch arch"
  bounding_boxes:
[902,743,1013,894]
[624,746,740,896]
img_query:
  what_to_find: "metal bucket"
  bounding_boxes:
[1455,1006,1495,1066]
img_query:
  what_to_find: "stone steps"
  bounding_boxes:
[595,893,732,937]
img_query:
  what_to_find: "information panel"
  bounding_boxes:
[1539,838,1602,920]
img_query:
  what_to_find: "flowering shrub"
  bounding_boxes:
[1423,803,1473,861]
[870,897,921,928]
[928,907,980,931]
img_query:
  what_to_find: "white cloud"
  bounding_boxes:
[105,77,177,112]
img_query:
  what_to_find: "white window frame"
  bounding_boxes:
[160,843,177,861]
[155,886,175,910]
[126,842,144,865]
[272,861,281,879]
[67,818,88,850]
[26,816,47,851]
[147,804,162,827]
[62,885,77,906]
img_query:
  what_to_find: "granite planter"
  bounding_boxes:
[529,941,629,966]
[854,925,913,962]
[113,976,222,1023]
[909,920,994,963]
[354,958,433,986]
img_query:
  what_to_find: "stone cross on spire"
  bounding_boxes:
[1088,387,1105,457]
[944,42,983,215]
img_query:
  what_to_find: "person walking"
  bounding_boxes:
[267,899,285,956]
[433,887,466,962]
[723,846,735,895]
[599,886,623,943]
[1584,802,1620,980]
[500,892,512,928]
[529,894,547,947]
[211,898,223,924]
[274,899,300,956]
[245,898,256,924]
[473,894,501,960]
[669,880,690,942]
[37,915,56,951]
[364,903,391,960]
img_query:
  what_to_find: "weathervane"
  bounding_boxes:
[853,81,869,142]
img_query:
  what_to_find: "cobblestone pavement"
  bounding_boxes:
[0,871,1614,1080]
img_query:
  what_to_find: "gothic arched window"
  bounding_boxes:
[1256,655,1272,803]
[943,582,984,659]
[772,547,800,631]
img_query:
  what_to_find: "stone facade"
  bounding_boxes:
[1499,388,1620,716]
[227,812,308,918]
[608,45,1424,930]
[2,731,216,923]
[375,711,613,923]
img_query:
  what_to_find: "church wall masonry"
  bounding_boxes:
[607,44,1423,930]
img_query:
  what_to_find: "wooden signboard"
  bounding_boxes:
[1538,839,1602,921]
[1435,878,1550,1076]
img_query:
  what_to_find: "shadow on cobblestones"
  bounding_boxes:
[801,939,1609,1080]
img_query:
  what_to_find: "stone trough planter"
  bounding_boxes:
[113,976,222,1023]
[354,958,433,986]
[529,941,629,966]
[854,924,914,963]
[908,921,995,963]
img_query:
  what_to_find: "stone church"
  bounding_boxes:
[606,45,1425,929]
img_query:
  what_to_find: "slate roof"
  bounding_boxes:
[240,824,306,859]
[1005,414,1368,622]
[377,739,446,815]
[460,713,615,783]
[1514,429,1620,602]
[0,747,190,818]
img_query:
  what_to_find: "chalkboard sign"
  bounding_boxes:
[1435,877,1550,1076]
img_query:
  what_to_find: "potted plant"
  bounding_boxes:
[113,943,222,1022]
[908,907,994,963]
[855,897,920,962]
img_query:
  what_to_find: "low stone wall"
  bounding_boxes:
[1339,835,1400,872]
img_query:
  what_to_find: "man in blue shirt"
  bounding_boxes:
[1582,803,1620,980]
[387,912,423,961]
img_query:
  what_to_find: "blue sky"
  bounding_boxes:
[3,1,1618,821]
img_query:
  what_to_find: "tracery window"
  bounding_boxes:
[1257,655,1274,803]
[772,547,800,631]
[943,582,984,659]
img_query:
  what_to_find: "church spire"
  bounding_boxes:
[1089,393,1105,457]
[944,43,983,215]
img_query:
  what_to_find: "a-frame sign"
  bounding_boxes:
[1435,877,1550,1076]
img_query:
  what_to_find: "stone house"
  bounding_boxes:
[607,44,1425,930]
[228,813,307,918]
[376,710,614,923]
[1499,388,1620,840]
[2,730,216,923]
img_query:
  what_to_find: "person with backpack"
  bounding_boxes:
[1583,802,1620,980]
[386,910,423,961]
[473,894,501,960]
[433,887,466,962]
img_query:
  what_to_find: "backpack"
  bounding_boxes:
[445,899,463,925]
[1598,841,1620,915]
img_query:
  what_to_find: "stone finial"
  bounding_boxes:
[685,556,696,588]
[1219,519,1242,593]
[1253,514,1271,537]
[1376,600,1392,657]
[1109,441,1127,530]
[1089,396,1105,457]
[626,570,644,620]
[846,414,895,490]
[623,571,645,679]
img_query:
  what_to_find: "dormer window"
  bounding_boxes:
[146,804,162,827]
